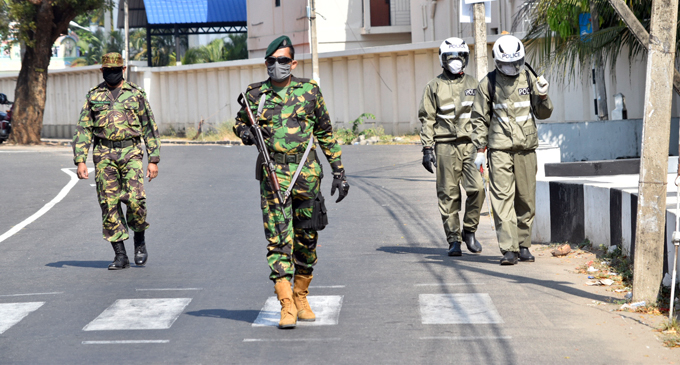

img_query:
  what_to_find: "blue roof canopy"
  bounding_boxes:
[116,0,247,67]
[118,0,247,30]
[144,0,246,25]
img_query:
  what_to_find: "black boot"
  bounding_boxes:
[500,251,518,265]
[448,241,462,256]
[133,231,148,266]
[109,241,130,270]
[519,247,535,262]
[462,230,482,253]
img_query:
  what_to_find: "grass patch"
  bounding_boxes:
[161,121,237,142]
[658,318,680,348]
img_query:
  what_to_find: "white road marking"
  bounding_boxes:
[253,295,343,327]
[135,288,203,291]
[243,338,341,343]
[82,340,170,344]
[0,151,34,153]
[83,298,192,331]
[414,283,485,287]
[419,293,503,324]
[0,302,45,334]
[420,336,512,340]
[90,184,96,187]
[0,168,93,243]
[0,292,63,297]
[309,285,345,289]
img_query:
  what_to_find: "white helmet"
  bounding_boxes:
[492,35,525,76]
[439,37,469,73]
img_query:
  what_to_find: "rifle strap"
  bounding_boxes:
[284,135,315,202]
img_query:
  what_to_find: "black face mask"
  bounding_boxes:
[103,68,124,86]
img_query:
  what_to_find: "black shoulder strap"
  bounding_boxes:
[525,70,537,122]
[487,70,496,111]
[525,70,533,95]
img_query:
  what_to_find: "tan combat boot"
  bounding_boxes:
[274,280,297,329]
[293,274,316,322]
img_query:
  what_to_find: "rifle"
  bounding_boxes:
[237,92,288,220]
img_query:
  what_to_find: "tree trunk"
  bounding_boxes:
[10,1,78,144]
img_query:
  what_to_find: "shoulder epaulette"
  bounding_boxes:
[87,82,106,95]
[128,82,146,94]
[247,81,264,90]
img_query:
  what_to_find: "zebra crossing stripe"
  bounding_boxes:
[253,295,343,327]
[418,293,503,324]
[83,298,192,331]
[0,302,45,334]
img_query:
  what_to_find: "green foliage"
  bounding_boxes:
[515,0,667,84]
[72,27,123,66]
[545,1,585,38]
[334,113,378,144]
[127,28,181,67]
[602,245,633,285]
[577,238,591,250]
[181,34,248,65]
[351,112,375,134]
[1,0,108,47]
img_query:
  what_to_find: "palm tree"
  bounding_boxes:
[514,0,676,84]
[75,28,106,65]
[181,34,248,65]
[129,28,182,66]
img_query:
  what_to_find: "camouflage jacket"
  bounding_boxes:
[72,81,161,165]
[234,76,343,172]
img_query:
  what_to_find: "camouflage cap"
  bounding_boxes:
[101,52,124,68]
[264,35,293,59]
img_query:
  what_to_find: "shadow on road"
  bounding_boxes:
[185,309,260,323]
[377,245,616,303]
[45,260,110,268]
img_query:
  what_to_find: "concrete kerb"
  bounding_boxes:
[532,172,680,277]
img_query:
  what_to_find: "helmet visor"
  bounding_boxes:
[441,51,469,67]
[495,57,525,76]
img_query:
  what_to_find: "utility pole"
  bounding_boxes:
[589,1,608,120]
[473,2,487,81]
[309,0,319,83]
[124,0,129,80]
[632,0,679,305]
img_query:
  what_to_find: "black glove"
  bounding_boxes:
[240,129,255,146]
[422,147,436,174]
[331,169,350,203]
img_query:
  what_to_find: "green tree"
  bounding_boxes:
[514,0,668,84]
[0,0,108,144]
[74,28,106,65]
[181,34,248,65]
[128,28,181,66]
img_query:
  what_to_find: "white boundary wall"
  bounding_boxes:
[2,41,680,139]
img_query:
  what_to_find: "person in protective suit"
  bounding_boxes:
[419,37,485,257]
[470,35,553,265]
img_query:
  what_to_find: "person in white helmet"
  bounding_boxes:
[470,34,553,265]
[419,37,485,257]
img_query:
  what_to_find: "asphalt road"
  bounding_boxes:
[0,144,674,364]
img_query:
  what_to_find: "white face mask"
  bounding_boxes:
[446,59,464,74]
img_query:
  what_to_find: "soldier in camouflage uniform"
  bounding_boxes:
[72,52,161,270]
[234,36,350,329]
[419,37,485,257]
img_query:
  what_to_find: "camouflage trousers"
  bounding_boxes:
[260,156,321,282]
[93,144,149,242]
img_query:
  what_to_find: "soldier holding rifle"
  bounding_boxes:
[234,36,349,329]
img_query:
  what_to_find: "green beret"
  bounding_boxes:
[102,52,124,67]
[265,35,293,58]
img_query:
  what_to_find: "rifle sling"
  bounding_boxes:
[284,135,315,202]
